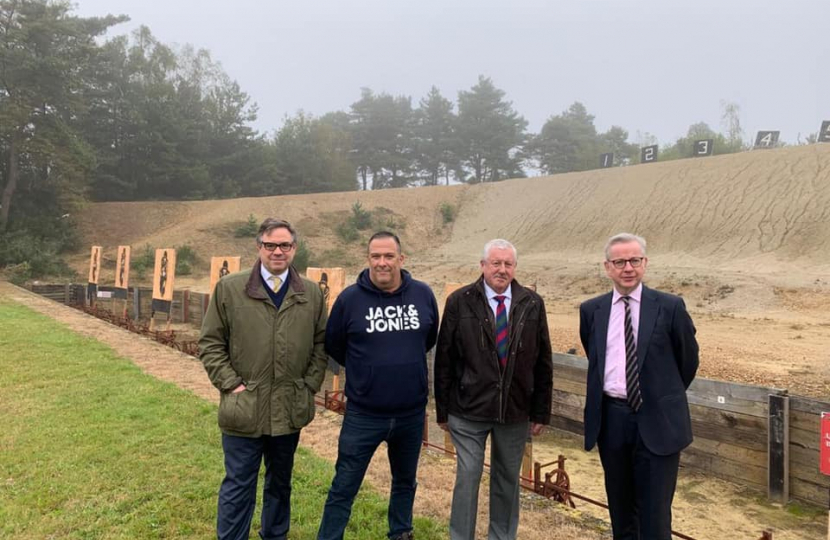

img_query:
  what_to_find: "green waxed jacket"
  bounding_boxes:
[199,262,328,437]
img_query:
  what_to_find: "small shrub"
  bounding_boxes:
[131,245,155,280]
[336,221,359,243]
[439,202,456,224]
[350,201,372,230]
[0,230,75,280]
[382,217,406,231]
[293,239,311,272]
[318,248,355,267]
[234,214,259,238]
[4,262,32,285]
[371,207,406,231]
[175,244,199,276]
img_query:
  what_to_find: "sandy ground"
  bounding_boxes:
[67,143,830,399]
[2,281,826,540]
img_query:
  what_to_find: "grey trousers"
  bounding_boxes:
[447,414,529,540]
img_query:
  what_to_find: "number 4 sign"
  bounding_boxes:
[754,130,780,148]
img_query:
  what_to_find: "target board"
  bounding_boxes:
[152,248,177,305]
[306,267,346,314]
[818,121,830,143]
[754,131,779,148]
[88,246,102,284]
[209,257,241,293]
[113,245,131,299]
[86,245,103,304]
[599,152,614,168]
[640,145,658,163]
[693,139,714,157]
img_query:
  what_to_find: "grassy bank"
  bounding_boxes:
[0,301,446,539]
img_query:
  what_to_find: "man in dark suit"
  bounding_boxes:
[579,233,698,540]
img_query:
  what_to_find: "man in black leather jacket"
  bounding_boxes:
[435,238,553,540]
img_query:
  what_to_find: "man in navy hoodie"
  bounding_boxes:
[317,231,439,540]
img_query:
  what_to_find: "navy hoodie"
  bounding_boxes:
[325,268,439,417]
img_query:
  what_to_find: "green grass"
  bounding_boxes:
[0,301,447,539]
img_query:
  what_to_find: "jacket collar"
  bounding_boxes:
[473,275,530,305]
[245,260,306,300]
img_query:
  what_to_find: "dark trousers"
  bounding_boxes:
[218,432,301,540]
[317,409,425,540]
[598,397,680,540]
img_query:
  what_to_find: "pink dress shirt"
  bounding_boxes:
[603,283,642,399]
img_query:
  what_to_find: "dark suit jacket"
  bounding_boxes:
[579,285,699,456]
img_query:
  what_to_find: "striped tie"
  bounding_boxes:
[622,296,643,411]
[495,295,508,368]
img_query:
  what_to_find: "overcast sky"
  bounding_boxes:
[74,0,828,146]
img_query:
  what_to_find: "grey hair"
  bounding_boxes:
[604,233,646,260]
[482,239,518,262]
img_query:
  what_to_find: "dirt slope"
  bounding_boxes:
[442,144,830,273]
[75,144,830,277]
[73,186,466,288]
[68,144,830,397]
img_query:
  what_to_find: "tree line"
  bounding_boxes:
[0,0,752,278]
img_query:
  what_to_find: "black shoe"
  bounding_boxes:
[390,532,414,540]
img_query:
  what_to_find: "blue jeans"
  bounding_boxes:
[217,432,300,540]
[317,409,425,540]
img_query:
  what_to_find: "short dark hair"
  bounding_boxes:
[256,218,297,244]
[367,231,401,253]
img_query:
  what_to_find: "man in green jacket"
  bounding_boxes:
[200,218,328,540]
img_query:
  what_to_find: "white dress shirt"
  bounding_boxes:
[483,281,512,322]
[260,265,289,293]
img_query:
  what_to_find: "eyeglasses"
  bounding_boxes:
[260,242,294,253]
[608,257,644,269]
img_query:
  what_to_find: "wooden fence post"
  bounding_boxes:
[182,290,190,324]
[133,287,141,321]
[444,431,455,456]
[768,392,790,503]
[521,431,534,488]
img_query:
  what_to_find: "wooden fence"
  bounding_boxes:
[552,352,830,507]
[25,284,830,507]
[30,283,211,328]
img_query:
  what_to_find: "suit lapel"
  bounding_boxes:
[637,286,659,369]
[465,287,497,347]
[594,294,612,382]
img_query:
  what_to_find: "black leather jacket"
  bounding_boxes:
[435,277,553,425]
